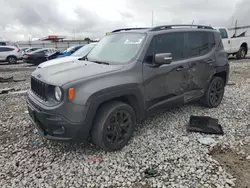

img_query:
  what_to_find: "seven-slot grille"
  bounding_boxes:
[31,76,48,101]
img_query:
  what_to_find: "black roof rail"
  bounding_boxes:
[150,24,213,31]
[111,27,150,33]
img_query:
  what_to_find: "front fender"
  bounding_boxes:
[73,84,145,125]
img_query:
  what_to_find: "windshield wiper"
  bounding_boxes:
[78,57,109,65]
[91,61,109,65]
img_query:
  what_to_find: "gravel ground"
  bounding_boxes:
[0,60,250,188]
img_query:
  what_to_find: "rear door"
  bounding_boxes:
[186,31,216,92]
[0,47,14,60]
[0,47,4,60]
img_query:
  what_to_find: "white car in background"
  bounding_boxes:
[0,46,22,64]
[214,27,250,59]
[38,42,97,68]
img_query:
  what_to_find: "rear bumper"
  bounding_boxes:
[26,91,91,141]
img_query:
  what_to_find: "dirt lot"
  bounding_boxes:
[0,60,250,188]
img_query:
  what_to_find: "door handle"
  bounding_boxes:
[176,65,188,71]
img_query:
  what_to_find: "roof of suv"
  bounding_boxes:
[110,24,215,34]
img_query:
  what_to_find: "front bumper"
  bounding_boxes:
[26,93,90,141]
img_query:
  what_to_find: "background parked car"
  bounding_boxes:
[214,26,250,59]
[0,46,22,64]
[56,44,85,58]
[23,47,41,54]
[0,42,7,46]
[23,48,59,65]
[21,47,30,53]
[38,42,98,68]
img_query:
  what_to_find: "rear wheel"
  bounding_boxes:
[91,101,136,151]
[203,77,225,108]
[236,46,246,60]
[7,56,17,64]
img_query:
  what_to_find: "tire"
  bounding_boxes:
[236,46,246,60]
[7,56,17,64]
[91,101,136,151]
[203,76,225,108]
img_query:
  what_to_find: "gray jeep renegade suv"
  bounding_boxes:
[27,25,229,151]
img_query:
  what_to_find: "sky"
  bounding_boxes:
[0,0,249,41]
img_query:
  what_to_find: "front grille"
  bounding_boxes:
[31,77,48,101]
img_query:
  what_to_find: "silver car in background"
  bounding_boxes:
[0,46,22,64]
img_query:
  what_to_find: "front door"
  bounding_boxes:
[143,32,191,110]
[217,28,231,53]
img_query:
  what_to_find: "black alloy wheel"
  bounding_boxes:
[91,101,136,151]
[104,110,132,146]
[204,77,225,108]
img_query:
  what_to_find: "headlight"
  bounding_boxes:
[54,86,62,101]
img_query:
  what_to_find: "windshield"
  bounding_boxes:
[65,46,77,53]
[87,33,146,64]
[72,43,96,57]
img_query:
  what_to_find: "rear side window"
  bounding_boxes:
[154,32,186,61]
[218,29,228,39]
[0,47,14,52]
[187,32,215,57]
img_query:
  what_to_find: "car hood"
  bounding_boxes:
[32,58,124,86]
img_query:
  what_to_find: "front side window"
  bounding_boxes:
[87,33,146,64]
[187,31,215,57]
[154,32,186,61]
[218,29,228,39]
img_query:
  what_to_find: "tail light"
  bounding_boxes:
[17,48,21,52]
[23,54,31,58]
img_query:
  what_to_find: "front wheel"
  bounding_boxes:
[203,77,225,108]
[91,101,136,151]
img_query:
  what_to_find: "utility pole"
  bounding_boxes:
[191,20,194,28]
[151,11,154,27]
[73,29,76,40]
[234,20,238,36]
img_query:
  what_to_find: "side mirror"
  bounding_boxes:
[155,53,172,65]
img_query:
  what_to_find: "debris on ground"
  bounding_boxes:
[87,157,103,163]
[0,88,16,94]
[32,141,40,145]
[198,137,216,146]
[0,88,25,95]
[227,82,236,86]
[144,167,159,178]
[10,90,27,95]
[0,76,26,83]
[187,115,224,135]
